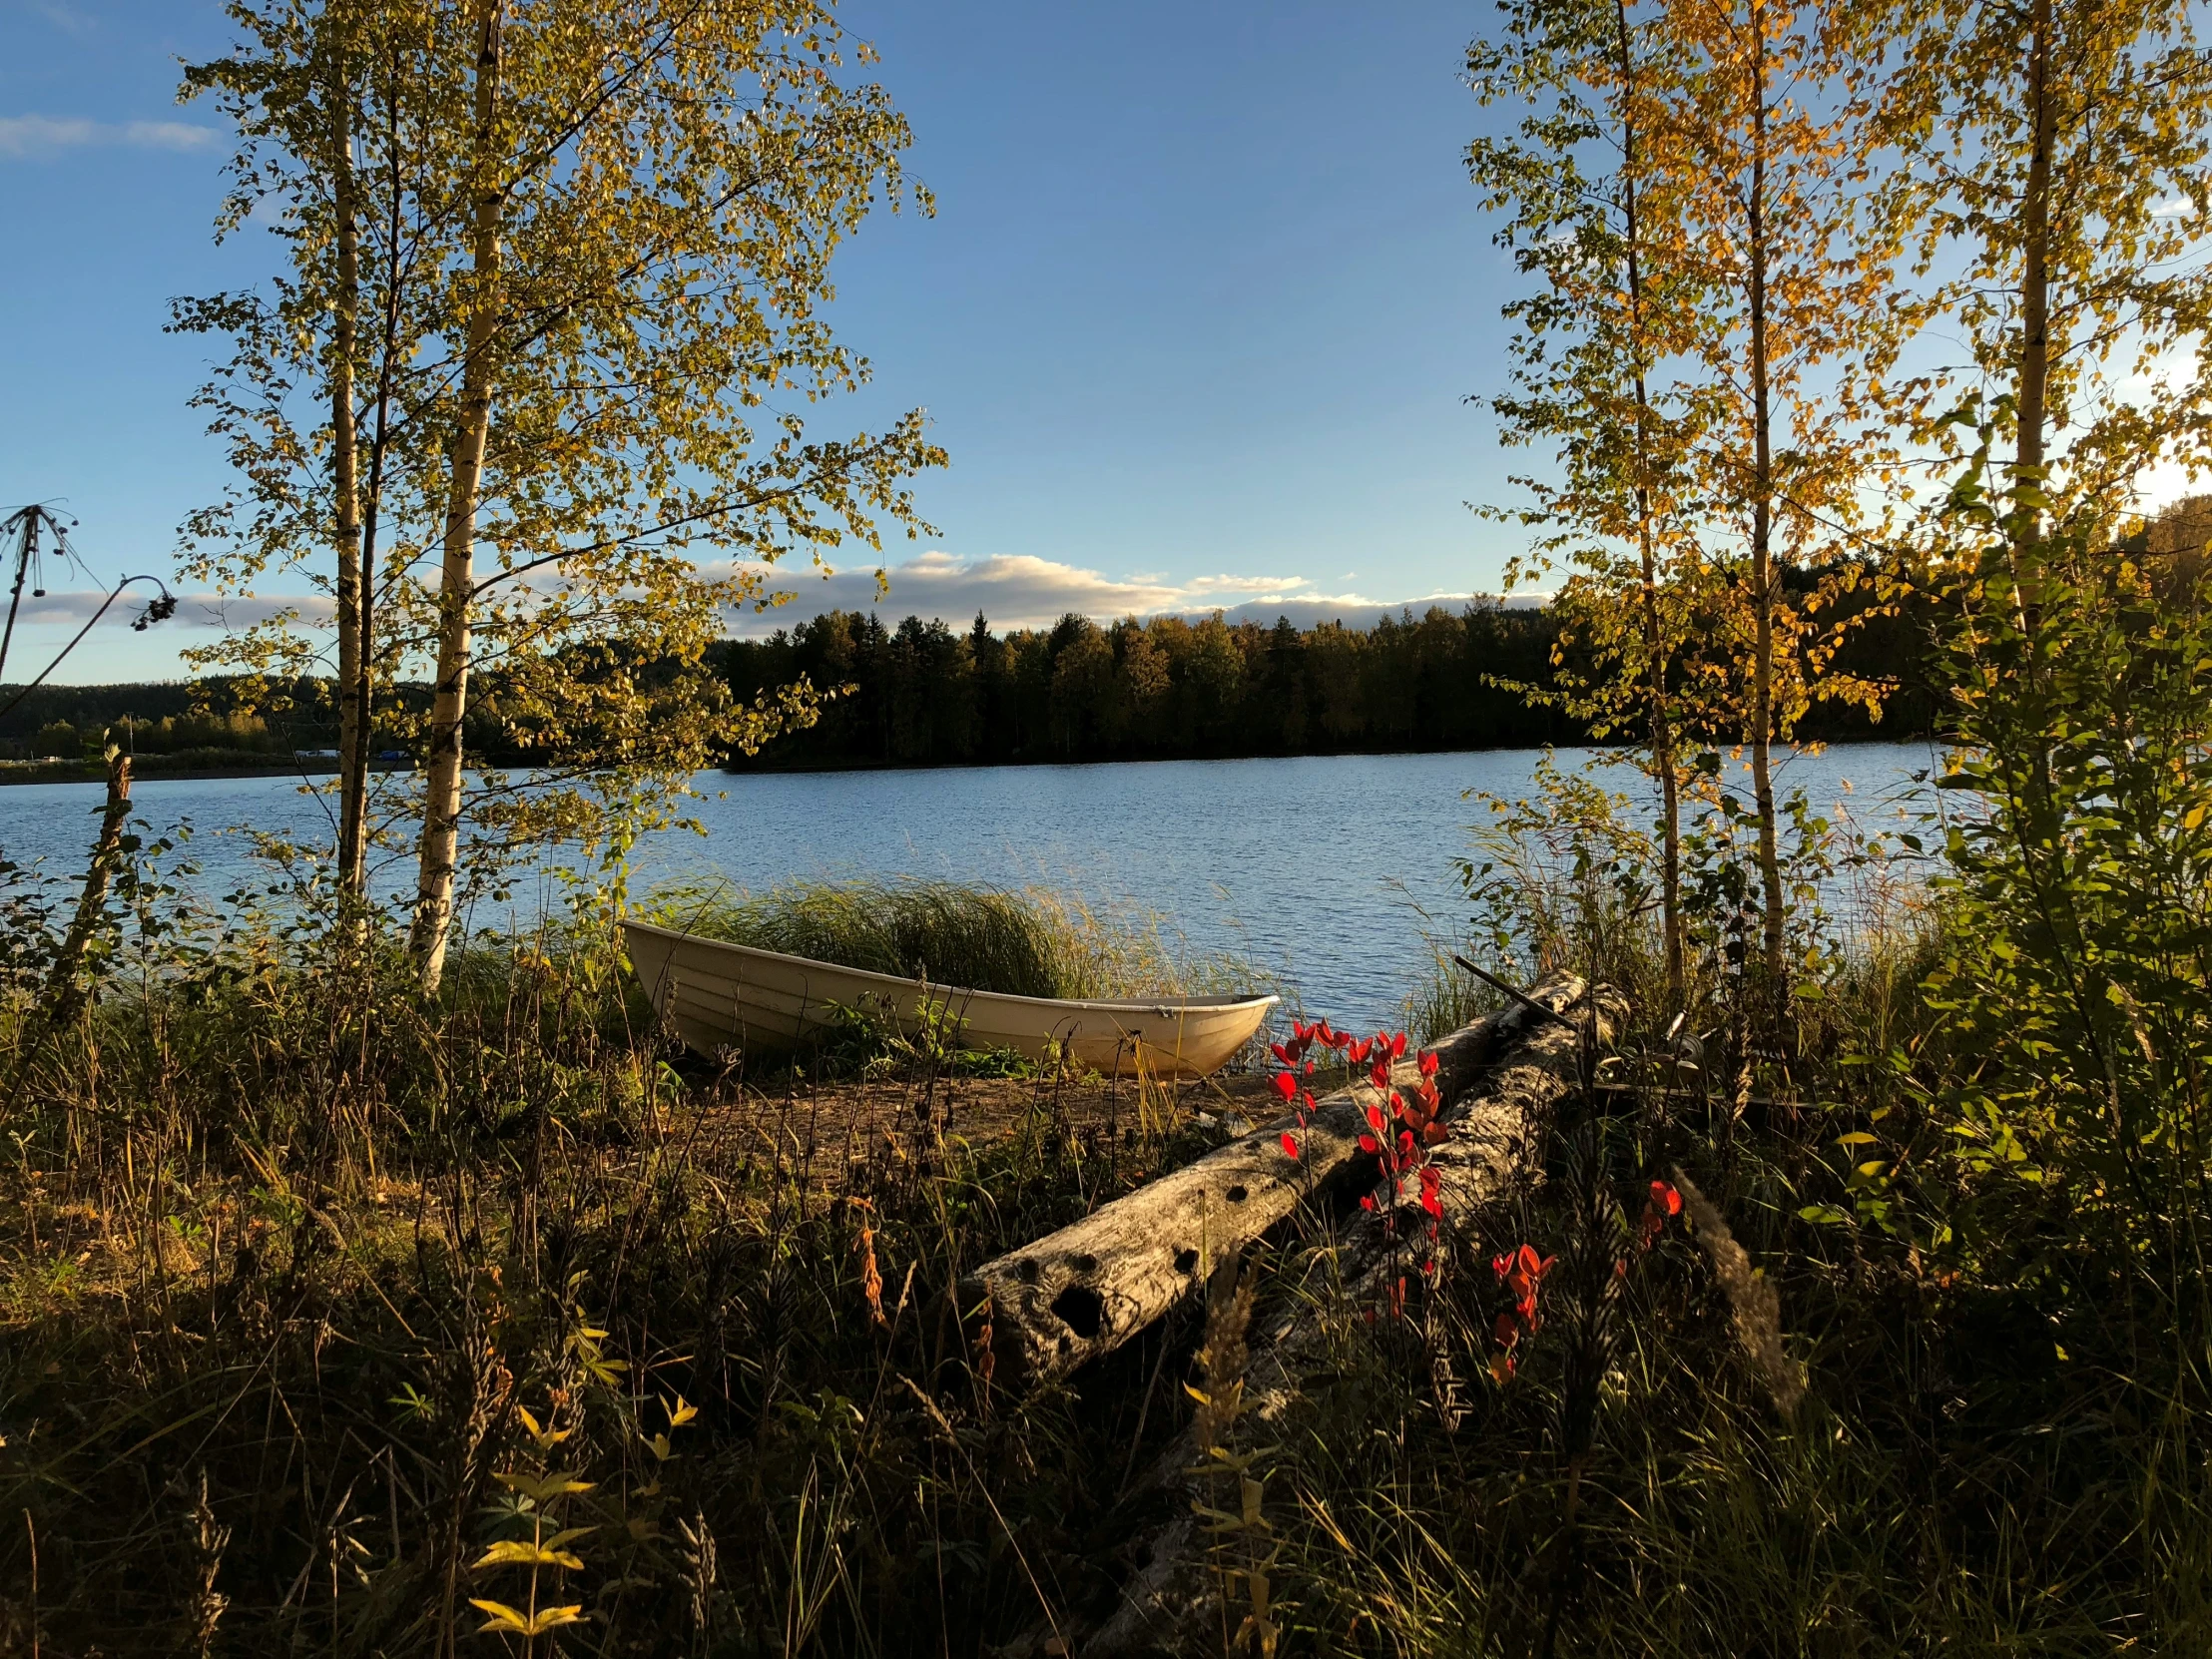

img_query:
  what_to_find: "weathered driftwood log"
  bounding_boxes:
[964,972,1589,1386]
[1080,982,1628,1658]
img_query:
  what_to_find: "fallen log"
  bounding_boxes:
[964,972,1591,1386]
[1081,981,1628,1658]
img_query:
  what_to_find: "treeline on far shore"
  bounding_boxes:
[721,585,1936,771]
[1,580,1936,780]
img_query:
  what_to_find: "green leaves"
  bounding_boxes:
[492,1470,595,1504]
[1922,444,2212,1287]
[472,1537,587,1572]
[469,1598,586,1637]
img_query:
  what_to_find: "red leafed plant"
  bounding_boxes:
[1272,1018,1327,1160]
[1275,1022,1442,1194]
[1489,1243,1556,1381]
[1277,1021,1453,1306]
[1640,1178,1683,1250]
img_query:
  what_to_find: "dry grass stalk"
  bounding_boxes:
[1187,1252,1278,1657]
[189,1468,230,1659]
[1192,1253,1256,1454]
[1672,1167,1805,1423]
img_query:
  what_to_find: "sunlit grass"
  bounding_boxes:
[641,874,1268,1002]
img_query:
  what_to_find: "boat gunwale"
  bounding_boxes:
[620,917,1279,1019]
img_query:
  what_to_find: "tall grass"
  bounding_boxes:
[1,802,2201,1655]
[645,875,1264,1001]
[0,897,1240,1656]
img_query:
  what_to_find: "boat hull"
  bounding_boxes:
[620,919,1275,1077]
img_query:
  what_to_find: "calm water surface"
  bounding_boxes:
[0,745,1940,1029]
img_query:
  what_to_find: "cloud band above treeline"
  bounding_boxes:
[11,553,1539,640]
[723,551,1538,634]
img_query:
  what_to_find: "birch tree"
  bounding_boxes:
[1467,0,1717,996]
[181,0,943,992]
[391,0,940,993]
[1632,0,1913,986]
[178,0,452,909]
[1887,0,2212,515]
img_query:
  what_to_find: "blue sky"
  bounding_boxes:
[0,0,1528,682]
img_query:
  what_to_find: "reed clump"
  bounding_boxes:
[649,875,1259,1002]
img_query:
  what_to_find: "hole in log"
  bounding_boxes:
[1016,1258,1039,1285]
[1051,1283,1106,1340]
[1073,1252,1099,1274]
[1174,1248,1199,1275]
[1224,1184,1249,1204]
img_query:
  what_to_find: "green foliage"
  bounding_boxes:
[1918,440,2212,1301]
[29,721,82,758]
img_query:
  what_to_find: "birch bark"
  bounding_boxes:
[409,0,505,993]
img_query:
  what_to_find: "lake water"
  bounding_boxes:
[0,744,1942,1029]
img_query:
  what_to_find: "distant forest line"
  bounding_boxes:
[721,588,1936,771]
[0,585,1934,777]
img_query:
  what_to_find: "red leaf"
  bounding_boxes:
[1370,1062,1391,1088]
[1269,1042,1290,1064]
[1281,1132,1300,1160]
[1273,1070,1297,1102]
[1359,1133,1381,1154]
[1418,1050,1440,1078]
[1389,1032,1408,1059]
[1420,1190,1442,1219]
[1366,1103,1385,1134]
[1360,1194,1377,1211]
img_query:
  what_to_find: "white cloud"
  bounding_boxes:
[11,590,331,629]
[0,114,220,158]
[723,552,1539,636]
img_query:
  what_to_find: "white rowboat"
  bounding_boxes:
[621,918,1277,1077]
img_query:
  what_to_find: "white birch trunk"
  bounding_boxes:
[409,0,504,994]
[329,43,367,904]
